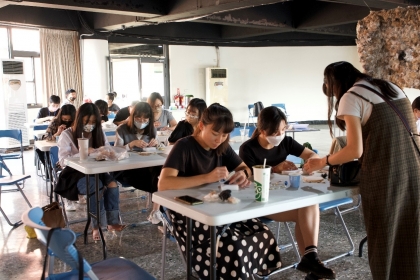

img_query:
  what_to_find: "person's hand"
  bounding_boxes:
[303,158,325,174]
[228,171,251,188]
[206,166,229,183]
[55,124,66,136]
[271,160,298,173]
[154,121,161,128]
[148,138,158,147]
[48,116,55,121]
[160,126,170,131]
[130,139,149,149]
[88,147,96,154]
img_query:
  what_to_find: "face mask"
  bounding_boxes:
[61,121,72,127]
[83,124,95,133]
[266,133,285,146]
[135,121,149,130]
[69,97,76,101]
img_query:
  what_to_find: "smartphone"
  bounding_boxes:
[174,195,204,205]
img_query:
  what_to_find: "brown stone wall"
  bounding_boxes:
[356,7,420,89]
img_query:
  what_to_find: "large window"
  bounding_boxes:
[0,26,42,106]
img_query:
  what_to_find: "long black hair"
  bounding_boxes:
[194,103,234,156]
[55,104,76,126]
[323,61,399,136]
[187,98,207,121]
[71,103,105,149]
[127,102,156,138]
[251,106,287,139]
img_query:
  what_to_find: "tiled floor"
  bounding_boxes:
[0,125,372,279]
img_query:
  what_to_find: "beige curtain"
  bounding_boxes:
[40,29,83,107]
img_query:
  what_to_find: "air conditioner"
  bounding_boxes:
[205,68,228,107]
[0,59,29,148]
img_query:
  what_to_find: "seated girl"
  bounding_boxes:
[94,99,109,123]
[113,102,162,223]
[239,106,335,280]
[159,103,282,279]
[168,98,207,144]
[43,104,76,141]
[56,103,126,241]
[148,92,177,131]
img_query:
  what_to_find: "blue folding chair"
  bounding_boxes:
[0,129,25,175]
[272,103,289,118]
[0,155,31,227]
[22,207,156,279]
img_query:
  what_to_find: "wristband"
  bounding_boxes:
[326,154,332,166]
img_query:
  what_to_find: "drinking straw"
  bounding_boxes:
[263,158,266,168]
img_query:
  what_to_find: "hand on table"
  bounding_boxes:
[88,147,96,155]
[207,166,229,184]
[159,126,170,131]
[148,138,158,147]
[228,171,251,188]
[303,158,325,174]
[154,121,161,128]
[130,140,149,149]
[272,160,298,173]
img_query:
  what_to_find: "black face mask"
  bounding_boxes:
[69,97,76,101]
[61,121,72,127]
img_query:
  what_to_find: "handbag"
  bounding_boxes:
[41,202,65,228]
[329,160,360,186]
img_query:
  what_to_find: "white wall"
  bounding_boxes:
[169,45,362,123]
[80,39,109,102]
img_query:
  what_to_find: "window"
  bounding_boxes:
[0,26,42,106]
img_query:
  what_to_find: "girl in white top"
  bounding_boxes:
[57,103,126,241]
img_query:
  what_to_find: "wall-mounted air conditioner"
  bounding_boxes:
[0,59,29,148]
[205,68,228,107]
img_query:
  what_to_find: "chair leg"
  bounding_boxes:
[161,222,167,280]
[323,207,355,265]
[0,183,31,227]
[283,222,301,263]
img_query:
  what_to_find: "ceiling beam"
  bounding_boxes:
[320,0,420,9]
[221,25,293,39]
[4,0,165,17]
[299,23,356,37]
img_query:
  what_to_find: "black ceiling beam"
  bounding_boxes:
[221,25,293,39]
[319,0,420,9]
[4,0,165,16]
[300,23,357,37]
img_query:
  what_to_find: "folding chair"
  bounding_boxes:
[0,129,25,175]
[33,124,49,179]
[272,103,289,117]
[0,155,32,227]
[22,207,156,280]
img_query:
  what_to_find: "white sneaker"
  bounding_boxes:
[77,195,87,204]
[65,200,77,211]
[147,210,163,225]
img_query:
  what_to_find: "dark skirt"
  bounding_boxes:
[113,166,161,193]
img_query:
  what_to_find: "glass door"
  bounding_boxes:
[110,58,140,108]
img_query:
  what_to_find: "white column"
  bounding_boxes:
[80,39,109,102]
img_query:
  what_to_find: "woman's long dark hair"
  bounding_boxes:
[72,103,105,149]
[194,103,234,156]
[324,61,399,136]
[56,104,76,126]
[147,92,164,107]
[127,102,156,138]
[251,106,287,139]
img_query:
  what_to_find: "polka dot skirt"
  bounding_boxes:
[169,211,282,279]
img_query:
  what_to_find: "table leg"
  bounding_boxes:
[186,217,192,280]
[95,173,107,260]
[83,175,91,244]
[161,222,167,280]
[43,151,53,203]
[210,226,217,280]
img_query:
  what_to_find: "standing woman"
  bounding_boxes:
[304,61,420,279]
[113,102,162,223]
[168,98,207,144]
[239,106,335,280]
[147,92,177,131]
[56,103,126,241]
[159,103,282,279]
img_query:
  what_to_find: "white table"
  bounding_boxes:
[153,174,359,279]
[65,149,169,259]
[286,127,320,139]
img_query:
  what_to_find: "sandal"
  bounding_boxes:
[107,224,128,232]
[92,228,101,241]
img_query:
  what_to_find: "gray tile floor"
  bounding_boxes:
[0,125,372,280]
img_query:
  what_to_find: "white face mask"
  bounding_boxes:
[83,124,95,133]
[266,133,285,146]
[135,120,149,130]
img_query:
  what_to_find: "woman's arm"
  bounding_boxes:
[299,147,319,161]
[158,166,229,191]
[304,115,363,172]
[58,131,77,167]
[168,118,178,131]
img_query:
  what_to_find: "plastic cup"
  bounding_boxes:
[252,165,271,202]
[55,136,60,143]
[289,173,301,188]
[78,138,89,162]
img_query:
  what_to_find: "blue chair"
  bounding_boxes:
[33,124,49,141]
[105,130,116,146]
[272,103,289,118]
[0,155,32,227]
[22,207,156,280]
[0,129,25,175]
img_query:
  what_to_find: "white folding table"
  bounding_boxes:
[65,150,169,259]
[153,173,359,280]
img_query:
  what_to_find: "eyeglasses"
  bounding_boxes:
[134,117,149,123]
[185,111,199,119]
[154,104,162,109]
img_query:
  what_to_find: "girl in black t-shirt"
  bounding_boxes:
[159,103,282,279]
[239,106,335,280]
[168,98,207,144]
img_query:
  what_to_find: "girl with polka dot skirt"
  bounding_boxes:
[159,103,282,279]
